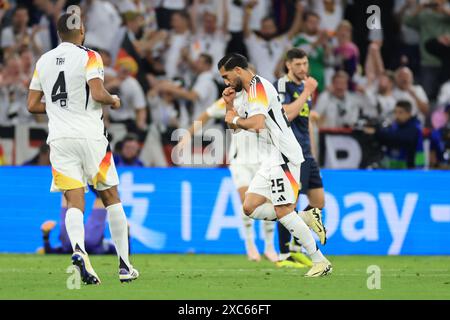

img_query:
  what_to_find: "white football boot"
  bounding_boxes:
[71,251,101,285]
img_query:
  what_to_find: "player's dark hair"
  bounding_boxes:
[217,53,248,71]
[57,13,81,41]
[396,100,412,113]
[285,48,307,61]
[199,53,213,66]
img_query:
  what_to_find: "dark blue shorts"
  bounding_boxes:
[300,157,323,194]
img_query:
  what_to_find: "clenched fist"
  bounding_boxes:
[304,77,318,95]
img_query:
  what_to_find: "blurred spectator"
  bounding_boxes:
[32,0,65,53]
[106,56,148,135]
[363,70,397,125]
[0,54,34,125]
[365,100,424,169]
[437,78,450,107]
[83,0,122,55]
[1,5,43,59]
[314,70,364,128]
[113,133,144,167]
[154,0,187,30]
[291,10,328,92]
[225,0,270,56]
[310,0,344,35]
[243,0,302,83]
[394,0,421,75]
[153,53,217,123]
[163,10,192,80]
[425,33,450,84]
[148,81,180,144]
[22,143,50,165]
[430,104,450,168]
[329,20,359,90]
[392,66,429,124]
[188,9,228,76]
[403,0,450,100]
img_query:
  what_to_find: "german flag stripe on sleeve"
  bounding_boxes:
[249,80,268,107]
[86,51,102,71]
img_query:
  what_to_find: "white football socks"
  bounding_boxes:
[263,220,275,252]
[242,214,255,243]
[249,203,277,221]
[65,207,86,253]
[106,203,131,270]
[279,211,326,263]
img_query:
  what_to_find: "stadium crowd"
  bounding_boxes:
[0,0,450,169]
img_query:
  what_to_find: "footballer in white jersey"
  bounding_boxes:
[27,13,138,284]
[29,42,119,192]
[178,91,278,262]
[218,53,331,277]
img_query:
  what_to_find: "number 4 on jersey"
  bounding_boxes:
[52,71,68,108]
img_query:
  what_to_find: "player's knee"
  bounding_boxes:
[99,187,120,207]
[275,204,295,219]
[65,199,85,212]
[242,201,256,217]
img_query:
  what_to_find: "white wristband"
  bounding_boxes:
[232,116,240,126]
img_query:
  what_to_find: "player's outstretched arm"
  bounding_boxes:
[27,90,46,114]
[88,78,121,109]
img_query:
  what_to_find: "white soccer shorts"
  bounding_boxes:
[229,163,260,189]
[247,161,301,206]
[49,137,119,192]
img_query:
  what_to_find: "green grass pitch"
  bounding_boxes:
[0,254,449,300]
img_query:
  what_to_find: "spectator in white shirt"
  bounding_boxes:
[311,0,344,35]
[153,53,218,123]
[163,10,192,80]
[363,70,397,125]
[0,55,34,125]
[107,57,148,134]
[83,0,122,54]
[243,0,303,83]
[392,66,429,124]
[1,6,43,59]
[154,0,187,30]
[437,80,450,107]
[187,10,228,78]
[315,70,364,128]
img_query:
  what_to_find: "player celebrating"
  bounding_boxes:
[177,89,278,262]
[27,13,138,284]
[275,48,327,267]
[218,53,331,277]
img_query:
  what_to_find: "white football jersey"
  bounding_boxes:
[236,75,304,166]
[206,91,269,165]
[30,42,106,143]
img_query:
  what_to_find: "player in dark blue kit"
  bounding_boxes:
[274,48,327,268]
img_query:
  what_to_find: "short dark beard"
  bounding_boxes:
[234,77,243,92]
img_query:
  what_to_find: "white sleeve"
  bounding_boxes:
[314,92,329,116]
[1,28,14,49]
[29,64,42,91]
[85,50,105,82]
[437,82,450,106]
[414,85,429,103]
[247,80,269,118]
[130,79,147,110]
[206,98,226,119]
[193,75,215,103]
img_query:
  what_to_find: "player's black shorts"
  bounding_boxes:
[300,157,323,194]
